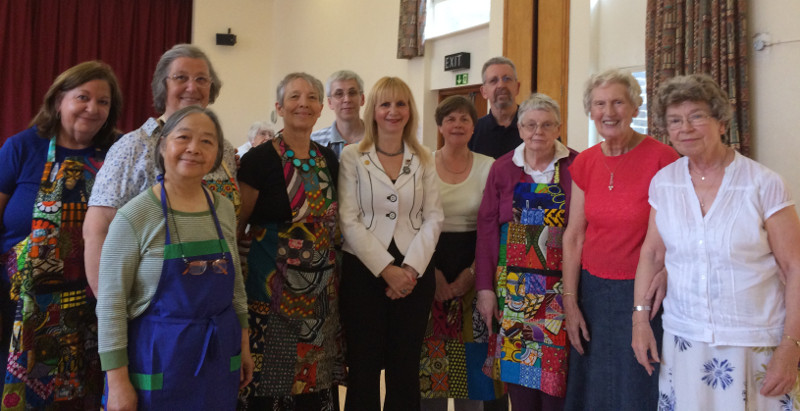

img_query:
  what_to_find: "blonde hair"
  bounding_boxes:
[360,77,431,164]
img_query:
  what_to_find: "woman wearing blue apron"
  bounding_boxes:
[476,94,578,410]
[97,107,252,410]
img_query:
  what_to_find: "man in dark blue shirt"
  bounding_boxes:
[468,57,522,159]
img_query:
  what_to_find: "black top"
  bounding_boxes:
[467,109,521,159]
[237,140,339,225]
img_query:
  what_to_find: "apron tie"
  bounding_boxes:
[194,314,221,377]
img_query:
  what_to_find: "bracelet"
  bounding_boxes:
[785,334,800,348]
[563,292,577,297]
[632,305,652,312]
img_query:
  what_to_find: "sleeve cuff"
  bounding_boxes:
[100,349,129,371]
[238,313,249,329]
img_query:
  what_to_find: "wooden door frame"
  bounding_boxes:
[503,0,570,144]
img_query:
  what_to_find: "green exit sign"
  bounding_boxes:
[456,73,468,85]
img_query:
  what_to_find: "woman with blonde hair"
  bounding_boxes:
[338,77,443,410]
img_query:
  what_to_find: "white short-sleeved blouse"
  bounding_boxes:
[650,151,795,347]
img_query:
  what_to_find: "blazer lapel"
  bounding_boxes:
[394,144,420,190]
[361,146,395,188]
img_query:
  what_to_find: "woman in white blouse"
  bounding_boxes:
[632,74,800,410]
[338,76,443,410]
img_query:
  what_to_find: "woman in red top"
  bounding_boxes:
[561,68,679,411]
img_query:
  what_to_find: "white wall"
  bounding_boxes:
[749,0,800,200]
[193,0,274,147]
[194,0,800,204]
[194,0,504,150]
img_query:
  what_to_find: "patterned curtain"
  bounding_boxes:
[645,0,750,156]
[397,0,426,59]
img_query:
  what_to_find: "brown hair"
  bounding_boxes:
[31,60,123,150]
[434,95,478,126]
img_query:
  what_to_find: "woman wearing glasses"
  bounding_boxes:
[97,106,252,410]
[475,93,578,410]
[562,69,679,410]
[632,74,800,409]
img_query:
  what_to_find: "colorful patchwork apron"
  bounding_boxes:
[2,138,104,409]
[107,179,241,409]
[483,166,569,397]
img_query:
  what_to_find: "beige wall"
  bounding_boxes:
[750,0,800,200]
[195,0,800,201]
[193,0,273,147]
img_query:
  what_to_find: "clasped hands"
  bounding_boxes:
[381,264,418,299]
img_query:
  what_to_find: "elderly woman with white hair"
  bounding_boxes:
[632,74,800,410]
[562,68,679,410]
[475,93,578,410]
[238,121,274,156]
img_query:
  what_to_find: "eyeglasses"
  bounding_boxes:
[666,113,712,130]
[182,257,228,276]
[168,74,212,88]
[519,121,558,133]
[484,75,515,86]
[331,89,361,100]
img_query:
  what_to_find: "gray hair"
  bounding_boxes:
[651,74,733,132]
[582,68,642,114]
[151,44,222,114]
[276,72,324,108]
[481,56,518,83]
[247,120,274,143]
[518,93,562,125]
[155,106,225,174]
[325,70,364,96]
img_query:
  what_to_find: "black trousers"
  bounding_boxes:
[340,242,435,411]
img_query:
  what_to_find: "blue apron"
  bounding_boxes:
[108,181,241,409]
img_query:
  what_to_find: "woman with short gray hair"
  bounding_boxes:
[562,68,679,410]
[237,72,344,410]
[476,92,578,410]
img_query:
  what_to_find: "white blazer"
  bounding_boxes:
[338,143,443,277]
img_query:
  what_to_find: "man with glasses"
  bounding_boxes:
[311,70,366,158]
[468,57,522,159]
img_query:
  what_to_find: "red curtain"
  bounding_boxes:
[0,0,192,144]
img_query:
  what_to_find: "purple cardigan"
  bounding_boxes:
[475,147,578,291]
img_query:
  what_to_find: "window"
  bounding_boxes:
[631,70,648,135]
[424,0,490,39]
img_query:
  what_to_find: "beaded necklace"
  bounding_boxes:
[276,134,323,173]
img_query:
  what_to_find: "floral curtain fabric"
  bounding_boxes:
[646,0,750,155]
[397,0,426,59]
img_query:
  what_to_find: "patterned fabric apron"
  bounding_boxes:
[2,138,104,410]
[240,136,344,408]
[106,180,241,409]
[483,165,569,398]
[204,162,241,217]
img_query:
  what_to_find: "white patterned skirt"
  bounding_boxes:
[659,330,800,411]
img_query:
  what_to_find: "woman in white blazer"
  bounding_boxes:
[338,76,443,411]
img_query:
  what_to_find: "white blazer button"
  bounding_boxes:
[387,194,397,202]
[386,212,397,219]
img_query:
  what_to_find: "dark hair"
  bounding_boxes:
[652,74,733,132]
[151,44,222,114]
[155,106,225,174]
[31,61,122,150]
[434,95,478,126]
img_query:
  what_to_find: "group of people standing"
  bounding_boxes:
[0,43,797,411]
